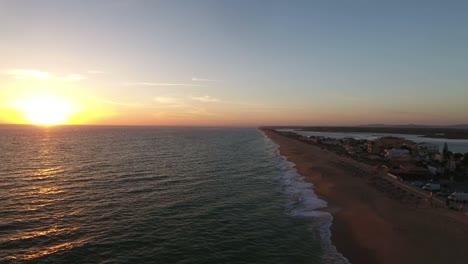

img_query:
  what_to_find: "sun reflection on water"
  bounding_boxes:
[33,166,64,180]
[7,227,78,242]
[6,239,89,261]
[25,131,65,207]
[3,129,89,262]
[36,186,64,195]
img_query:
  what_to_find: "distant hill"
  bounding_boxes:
[449,124,468,129]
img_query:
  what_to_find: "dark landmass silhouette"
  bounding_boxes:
[265,124,468,139]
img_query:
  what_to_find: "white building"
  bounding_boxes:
[384,149,410,160]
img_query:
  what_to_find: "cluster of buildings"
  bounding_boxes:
[300,134,467,181]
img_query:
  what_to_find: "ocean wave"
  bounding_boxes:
[260,130,350,264]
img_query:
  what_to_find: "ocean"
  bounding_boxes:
[0,126,346,264]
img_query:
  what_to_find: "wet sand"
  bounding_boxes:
[262,129,468,264]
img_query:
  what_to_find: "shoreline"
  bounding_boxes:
[266,132,349,263]
[262,128,468,264]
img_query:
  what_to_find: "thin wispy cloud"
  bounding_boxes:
[4,69,87,81]
[191,95,220,103]
[152,107,216,119]
[124,82,203,87]
[5,69,52,80]
[153,97,190,108]
[191,77,221,82]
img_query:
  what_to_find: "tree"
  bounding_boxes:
[443,143,449,156]
[453,153,463,160]
[442,143,450,165]
[447,151,453,161]
[464,153,468,166]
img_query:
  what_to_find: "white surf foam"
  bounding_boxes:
[260,130,350,264]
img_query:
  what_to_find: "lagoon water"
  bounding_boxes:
[0,126,346,264]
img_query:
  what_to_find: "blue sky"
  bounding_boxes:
[1,0,467,125]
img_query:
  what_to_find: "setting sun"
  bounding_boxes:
[14,95,78,126]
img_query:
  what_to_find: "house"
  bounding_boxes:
[391,163,429,180]
[367,136,415,155]
[320,138,340,145]
[384,149,410,160]
[448,160,457,171]
[367,141,376,153]
[427,165,438,175]
[303,136,319,143]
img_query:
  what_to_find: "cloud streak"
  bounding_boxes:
[4,69,87,81]
[191,95,220,103]
[5,69,52,80]
[191,77,221,82]
[153,97,190,108]
[124,82,203,87]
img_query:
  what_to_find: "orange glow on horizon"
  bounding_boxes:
[1,90,116,126]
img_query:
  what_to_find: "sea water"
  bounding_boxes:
[0,126,346,263]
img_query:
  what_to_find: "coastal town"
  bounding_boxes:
[264,128,468,263]
[276,129,468,212]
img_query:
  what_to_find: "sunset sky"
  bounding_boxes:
[1,0,468,126]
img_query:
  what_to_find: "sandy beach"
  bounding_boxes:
[262,128,468,264]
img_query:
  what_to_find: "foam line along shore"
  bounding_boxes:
[261,128,468,264]
[260,129,349,264]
